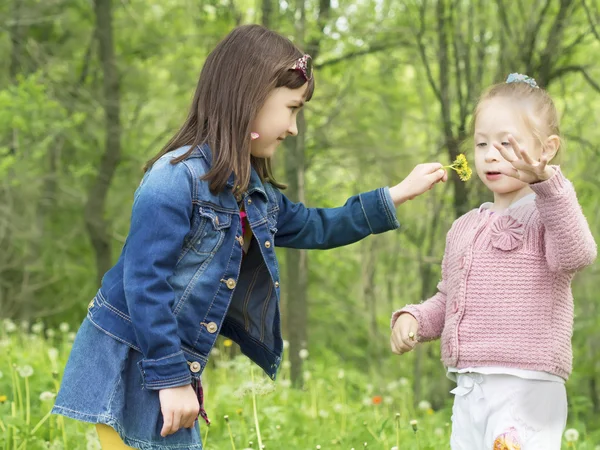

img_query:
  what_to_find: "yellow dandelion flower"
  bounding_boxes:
[445,154,472,181]
[223,339,233,347]
[0,395,7,403]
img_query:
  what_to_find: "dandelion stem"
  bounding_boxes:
[250,366,263,449]
[203,422,210,446]
[226,421,236,450]
[25,378,30,426]
[30,409,53,435]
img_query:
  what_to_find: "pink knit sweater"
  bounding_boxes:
[392,168,597,380]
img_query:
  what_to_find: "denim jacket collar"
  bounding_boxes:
[197,144,268,201]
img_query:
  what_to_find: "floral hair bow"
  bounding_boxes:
[506,73,539,89]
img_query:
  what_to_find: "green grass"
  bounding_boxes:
[0,320,598,449]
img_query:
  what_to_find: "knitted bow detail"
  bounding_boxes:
[490,216,524,251]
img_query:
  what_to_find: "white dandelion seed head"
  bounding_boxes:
[40,391,56,402]
[337,369,345,379]
[46,328,56,338]
[67,332,76,342]
[399,377,409,387]
[384,396,393,405]
[365,383,374,394]
[434,427,444,436]
[303,371,311,381]
[279,379,291,388]
[564,428,579,442]
[299,349,309,360]
[333,403,344,413]
[318,409,329,419]
[410,419,418,425]
[210,348,220,357]
[59,322,70,333]
[362,397,371,406]
[20,320,29,331]
[17,365,34,378]
[417,400,432,411]
[282,340,290,350]
[282,360,291,370]
[31,322,44,334]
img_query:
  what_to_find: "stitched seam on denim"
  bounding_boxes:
[145,375,191,387]
[100,299,132,323]
[242,264,263,332]
[181,345,209,361]
[198,200,238,214]
[260,281,274,343]
[87,316,142,352]
[143,350,184,363]
[182,159,199,201]
[198,205,233,230]
[252,228,279,296]
[52,405,112,419]
[380,188,396,228]
[359,194,374,234]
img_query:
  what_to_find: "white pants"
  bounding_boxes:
[450,373,567,450]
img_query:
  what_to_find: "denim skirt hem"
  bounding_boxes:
[51,317,203,450]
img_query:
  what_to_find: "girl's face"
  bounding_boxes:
[250,84,308,158]
[474,97,541,195]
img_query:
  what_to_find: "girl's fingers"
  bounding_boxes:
[519,147,536,166]
[493,142,518,164]
[161,411,173,437]
[171,412,182,436]
[507,135,523,159]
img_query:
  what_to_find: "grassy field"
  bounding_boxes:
[0,319,597,449]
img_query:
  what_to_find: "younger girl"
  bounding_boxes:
[52,24,448,450]
[390,74,597,449]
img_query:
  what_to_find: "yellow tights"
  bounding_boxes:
[96,424,135,449]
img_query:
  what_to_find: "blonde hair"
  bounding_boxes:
[470,79,561,160]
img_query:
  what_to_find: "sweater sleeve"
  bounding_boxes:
[530,167,597,273]
[390,226,453,342]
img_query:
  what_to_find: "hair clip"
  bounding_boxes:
[506,73,539,89]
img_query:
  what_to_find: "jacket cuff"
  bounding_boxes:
[137,350,192,390]
[359,187,401,234]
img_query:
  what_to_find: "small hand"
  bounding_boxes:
[492,135,555,183]
[389,163,448,207]
[390,313,419,355]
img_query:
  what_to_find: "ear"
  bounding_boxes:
[543,135,560,162]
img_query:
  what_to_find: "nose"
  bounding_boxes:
[485,144,502,163]
[287,117,299,137]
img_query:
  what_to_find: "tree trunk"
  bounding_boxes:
[85,0,121,286]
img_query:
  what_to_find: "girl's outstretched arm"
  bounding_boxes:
[273,163,447,249]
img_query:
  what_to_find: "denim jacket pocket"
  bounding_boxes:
[191,206,233,256]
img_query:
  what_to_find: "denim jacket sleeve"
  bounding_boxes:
[273,187,400,249]
[123,156,193,390]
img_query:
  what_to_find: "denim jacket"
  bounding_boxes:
[87,145,400,390]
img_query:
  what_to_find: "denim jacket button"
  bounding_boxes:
[264,240,271,249]
[88,299,95,309]
[274,281,280,288]
[206,322,218,334]
[226,278,236,289]
[190,361,201,373]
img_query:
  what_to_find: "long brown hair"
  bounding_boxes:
[144,24,315,195]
